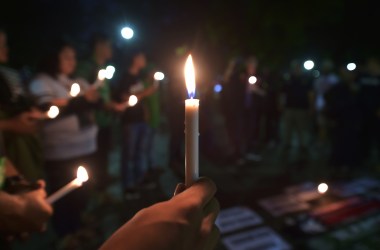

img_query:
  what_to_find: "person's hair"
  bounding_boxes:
[37,39,74,79]
[90,32,111,52]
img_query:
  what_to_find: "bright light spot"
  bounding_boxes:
[304,60,315,70]
[98,69,107,81]
[184,55,196,98]
[70,83,81,97]
[76,166,89,183]
[154,72,165,81]
[105,66,116,80]
[121,27,134,40]
[248,76,257,84]
[128,95,138,107]
[347,63,356,71]
[214,84,223,93]
[47,105,59,119]
[313,70,320,78]
[318,183,328,194]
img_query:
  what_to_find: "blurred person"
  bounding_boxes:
[142,65,164,177]
[313,60,339,147]
[112,51,158,200]
[324,67,361,176]
[0,132,52,248]
[76,33,120,190]
[221,57,251,165]
[0,29,44,180]
[101,177,219,250]
[29,40,100,236]
[245,57,264,162]
[281,61,314,156]
[261,68,282,148]
[356,58,380,164]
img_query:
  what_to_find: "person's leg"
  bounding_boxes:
[120,124,138,190]
[282,109,294,148]
[95,126,111,190]
[134,123,150,184]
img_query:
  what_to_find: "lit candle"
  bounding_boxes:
[46,105,60,119]
[70,83,81,97]
[318,183,328,194]
[154,71,165,87]
[46,166,89,204]
[92,69,107,88]
[184,55,199,187]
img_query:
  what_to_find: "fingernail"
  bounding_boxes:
[173,183,186,196]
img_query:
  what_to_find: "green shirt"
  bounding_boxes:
[76,59,113,127]
[144,81,161,128]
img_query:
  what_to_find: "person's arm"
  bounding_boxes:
[101,178,220,250]
[0,113,37,134]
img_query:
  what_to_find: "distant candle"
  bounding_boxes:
[47,106,60,119]
[93,69,107,88]
[46,166,89,204]
[184,55,199,187]
[70,83,81,97]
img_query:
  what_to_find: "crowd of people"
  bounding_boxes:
[1,25,380,249]
[217,56,380,176]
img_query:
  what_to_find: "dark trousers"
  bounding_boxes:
[45,153,95,236]
[95,126,112,190]
[121,122,149,189]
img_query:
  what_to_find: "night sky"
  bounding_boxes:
[1,0,379,79]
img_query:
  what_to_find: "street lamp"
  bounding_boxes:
[304,60,315,70]
[121,27,134,40]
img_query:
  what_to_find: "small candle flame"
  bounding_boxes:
[76,166,89,183]
[70,83,81,97]
[154,72,165,81]
[98,69,107,81]
[248,76,257,85]
[318,183,328,194]
[184,55,196,99]
[128,95,138,107]
[105,66,116,79]
[47,105,60,119]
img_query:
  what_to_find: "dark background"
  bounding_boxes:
[1,0,379,78]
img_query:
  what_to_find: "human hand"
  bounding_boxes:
[0,180,52,236]
[84,88,100,103]
[101,177,220,250]
[108,101,127,113]
[1,112,38,134]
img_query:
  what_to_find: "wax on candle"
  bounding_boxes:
[46,166,89,204]
[184,55,199,187]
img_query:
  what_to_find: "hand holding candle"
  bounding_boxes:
[46,166,89,204]
[184,55,199,187]
[92,69,107,89]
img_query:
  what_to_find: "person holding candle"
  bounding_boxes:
[112,50,159,199]
[29,39,100,236]
[75,33,120,191]
[0,28,45,181]
[101,177,219,250]
[0,133,52,248]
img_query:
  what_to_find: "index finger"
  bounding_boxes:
[176,177,217,209]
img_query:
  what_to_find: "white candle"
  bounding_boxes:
[92,69,107,88]
[46,166,89,204]
[184,55,199,187]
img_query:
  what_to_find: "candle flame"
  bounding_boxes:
[318,183,328,194]
[128,95,138,107]
[98,69,106,81]
[70,83,81,97]
[184,55,196,99]
[47,105,60,119]
[77,166,89,183]
[154,71,165,81]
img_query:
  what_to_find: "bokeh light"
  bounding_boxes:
[121,27,134,40]
[304,60,315,70]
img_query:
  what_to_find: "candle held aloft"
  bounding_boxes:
[184,55,199,187]
[46,166,89,204]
